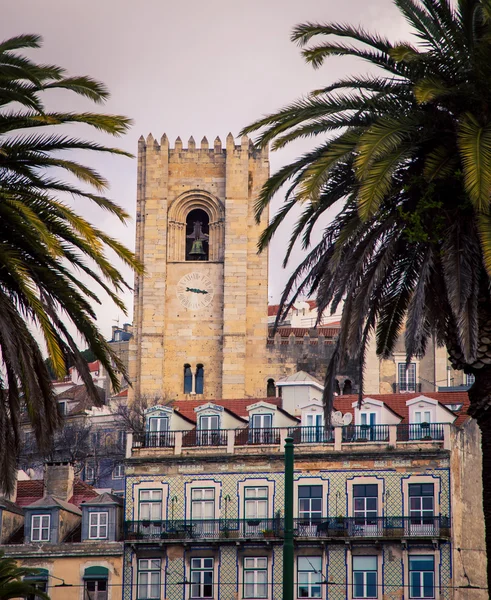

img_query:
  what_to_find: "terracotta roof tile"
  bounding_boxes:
[16,478,98,508]
[269,327,340,339]
[332,391,470,427]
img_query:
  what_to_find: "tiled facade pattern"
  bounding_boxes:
[123,467,452,598]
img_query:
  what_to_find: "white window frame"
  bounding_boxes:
[139,489,163,521]
[112,463,124,479]
[397,362,417,392]
[137,558,161,600]
[191,488,215,520]
[86,462,96,481]
[31,514,50,542]
[190,557,214,599]
[297,556,322,598]
[89,511,108,539]
[245,487,269,519]
[244,557,268,599]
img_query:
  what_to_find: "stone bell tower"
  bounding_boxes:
[129,133,270,401]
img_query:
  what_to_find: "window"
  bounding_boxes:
[353,484,378,526]
[184,364,193,393]
[85,579,108,600]
[414,411,432,424]
[85,463,96,482]
[25,569,48,600]
[343,379,352,395]
[186,209,209,261]
[353,556,377,598]
[409,555,435,598]
[138,559,161,599]
[398,363,416,392]
[245,487,268,519]
[89,511,108,539]
[113,463,124,479]
[198,415,220,445]
[250,414,273,444]
[58,400,67,416]
[118,430,127,448]
[191,488,215,519]
[465,373,475,386]
[409,484,434,530]
[266,379,276,397]
[297,556,322,598]
[244,557,268,598]
[196,365,204,394]
[298,486,323,524]
[139,490,163,521]
[31,514,50,542]
[190,558,214,598]
[91,431,100,447]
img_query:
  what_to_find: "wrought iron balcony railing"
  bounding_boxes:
[287,426,335,444]
[341,425,390,443]
[124,516,450,542]
[131,424,449,449]
[396,423,445,441]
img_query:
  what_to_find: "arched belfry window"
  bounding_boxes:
[343,379,352,395]
[196,364,204,394]
[267,379,276,397]
[184,364,193,394]
[186,209,209,261]
[167,191,225,262]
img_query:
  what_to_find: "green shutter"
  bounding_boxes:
[83,566,109,579]
[25,568,49,581]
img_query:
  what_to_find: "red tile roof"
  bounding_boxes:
[332,392,470,427]
[172,398,283,422]
[16,478,98,508]
[268,300,318,316]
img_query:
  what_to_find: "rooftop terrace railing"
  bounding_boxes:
[124,516,450,542]
[130,423,450,453]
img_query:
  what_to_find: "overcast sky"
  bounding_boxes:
[4,0,410,341]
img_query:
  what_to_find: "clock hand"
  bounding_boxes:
[185,287,209,295]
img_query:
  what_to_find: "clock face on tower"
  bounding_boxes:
[176,272,214,310]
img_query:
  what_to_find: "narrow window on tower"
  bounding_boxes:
[196,364,204,394]
[186,209,209,261]
[266,378,276,397]
[184,364,193,394]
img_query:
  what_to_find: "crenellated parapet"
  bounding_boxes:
[137,133,266,163]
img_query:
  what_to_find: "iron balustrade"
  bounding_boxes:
[124,516,450,541]
[131,424,448,448]
[125,518,282,541]
[235,427,282,446]
[342,424,390,442]
[396,423,445,441]
[182,429,228,447]
[287,426,335,444]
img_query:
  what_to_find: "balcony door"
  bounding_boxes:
[408,483,436,536]
[250,414,273,444]
[353,484,378,536]
[148,416,169,446]
[191,488,217,537]
[139,490,162,537]
[359,412,377,440]
[303,413,325,442]
[298,485,323,536]
[411,411,432,440]
[198,415,220,446]
[244,487,268,536]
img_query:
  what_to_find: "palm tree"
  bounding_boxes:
[0,34,141,495]
[243,0,491,585]
[0,552,49,599]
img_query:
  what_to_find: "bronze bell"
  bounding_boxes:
[189,239,206,258]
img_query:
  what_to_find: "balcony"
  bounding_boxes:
[124,516,450,542]
[129,423,450,456]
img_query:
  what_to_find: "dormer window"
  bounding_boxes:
[31,514,50,542]
[398,363,416,392]
[89,512,108,540]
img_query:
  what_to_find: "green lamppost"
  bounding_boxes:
[283,436,294,600]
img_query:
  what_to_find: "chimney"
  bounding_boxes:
[44,462,75,502]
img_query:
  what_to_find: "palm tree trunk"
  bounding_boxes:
[468,368,491,591]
